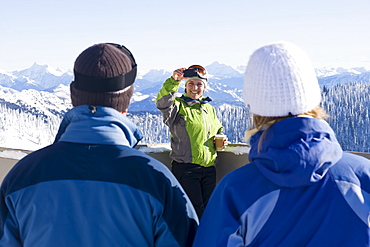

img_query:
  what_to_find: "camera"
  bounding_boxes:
[183,68,199,78]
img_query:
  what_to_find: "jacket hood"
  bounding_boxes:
[54,105,143,147]
[249,117,342,188]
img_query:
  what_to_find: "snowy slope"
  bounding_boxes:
[0,62,369,151]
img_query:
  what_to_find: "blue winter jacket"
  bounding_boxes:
[193,117,370,246]
[0,105,198,247]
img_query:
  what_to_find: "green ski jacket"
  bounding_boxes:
[156,77,223,167]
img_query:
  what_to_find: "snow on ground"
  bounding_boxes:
[137,143,250,155]
[137,143,172,153]
[224,144,250,155]
[0,150,28,160]
[0,133,50,152]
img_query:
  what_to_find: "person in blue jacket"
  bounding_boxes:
[0,43,198,247]
[193,41,370,246]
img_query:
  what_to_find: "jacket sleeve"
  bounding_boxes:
[0,188,22,247]
[156,77,181,126]
[152,195,198,247]
[148,158,199,247]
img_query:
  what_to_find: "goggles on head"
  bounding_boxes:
[183,65,208,81]
[74,43,138,93]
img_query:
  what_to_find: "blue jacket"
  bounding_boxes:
[193,117,370,246]
[0,105,198,247]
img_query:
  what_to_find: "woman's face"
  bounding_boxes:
[186,79,205,100]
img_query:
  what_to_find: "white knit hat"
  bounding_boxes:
[243,41,321,117]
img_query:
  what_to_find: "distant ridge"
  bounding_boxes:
[0,63,370,152]
[1,62,369,112]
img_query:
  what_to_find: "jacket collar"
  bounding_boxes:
[54,105,143,147]
[180,94,212,106]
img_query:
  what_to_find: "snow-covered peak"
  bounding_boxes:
[0,69,13,76]
[142,69,171,82]
[2,62,370,93]
[206,62,242,79]
[46,65,71,77]
[5,63,73,90]
[315,67,369,78]
[14,62,72,77]
[235,65,246,74]
[15,62,49,77]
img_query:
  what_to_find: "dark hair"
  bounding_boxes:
[70,84,134,112]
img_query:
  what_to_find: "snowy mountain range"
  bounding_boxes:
[1,62,370,151]
[1,62,370,113]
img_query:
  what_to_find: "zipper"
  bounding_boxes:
[200,104,210,166]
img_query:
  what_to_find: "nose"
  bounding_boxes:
[191,84,201,89]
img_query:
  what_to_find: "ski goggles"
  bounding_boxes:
[183,65,208,80]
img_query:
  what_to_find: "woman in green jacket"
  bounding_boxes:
[156,65,226,218]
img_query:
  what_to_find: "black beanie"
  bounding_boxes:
[70,43,137,112]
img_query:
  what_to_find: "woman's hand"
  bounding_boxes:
[172,68,186,81]
[222,139,229,149]
[213,136,230,150]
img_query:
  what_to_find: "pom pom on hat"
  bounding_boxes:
[243,41,321,117]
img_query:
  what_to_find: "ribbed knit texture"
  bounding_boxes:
[71,43,134,112]
[74,43,131,79]
[243,42,321,117]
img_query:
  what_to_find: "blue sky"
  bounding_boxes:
[1,0,370,74]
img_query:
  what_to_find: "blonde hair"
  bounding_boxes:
[252,106,329,152]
